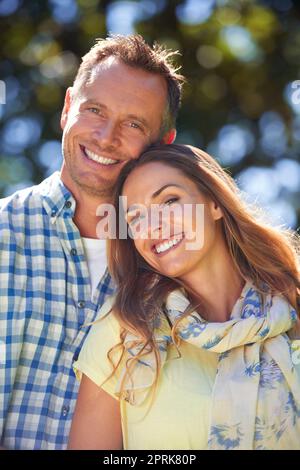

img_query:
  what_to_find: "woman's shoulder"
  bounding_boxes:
[74,295,122,393]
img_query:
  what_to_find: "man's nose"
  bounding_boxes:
[92,120,118,147]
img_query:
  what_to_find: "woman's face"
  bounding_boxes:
[121,161,223,280]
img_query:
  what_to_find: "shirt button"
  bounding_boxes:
[62,405,70,417]
[70,248,77,256]
[78,300,85,309]
[51,209,57,217]
[73,350,79,361]
[64,200,72,209]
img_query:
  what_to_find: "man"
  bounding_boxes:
[0,34,184,449]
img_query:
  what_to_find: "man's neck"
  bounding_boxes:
[73,200,105,238]
[60,172,111,239]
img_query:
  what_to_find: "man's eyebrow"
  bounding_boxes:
[126,184,183,215]
[83,99,107,108]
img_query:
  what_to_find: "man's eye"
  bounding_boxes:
[88,107,100,114]
[127,122,142,130]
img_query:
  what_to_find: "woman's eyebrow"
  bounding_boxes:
[151,183,183,200]
[126,184,183,215]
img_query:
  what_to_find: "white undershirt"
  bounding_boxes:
[82,237,107,300]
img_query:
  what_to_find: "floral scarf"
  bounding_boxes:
[113,282,300,450]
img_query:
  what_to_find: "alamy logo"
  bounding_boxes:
[95,198,205,250]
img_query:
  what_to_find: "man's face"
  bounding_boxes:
[60,57,175,200]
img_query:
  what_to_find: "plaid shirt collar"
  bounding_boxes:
[40,171,76,220]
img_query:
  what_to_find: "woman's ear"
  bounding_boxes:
[209,200,223,221]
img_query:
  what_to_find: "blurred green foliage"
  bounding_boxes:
[0,0,299,228]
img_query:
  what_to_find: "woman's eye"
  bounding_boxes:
[128,213,145,227]
[164,197,179,206]
[128,218,138,227]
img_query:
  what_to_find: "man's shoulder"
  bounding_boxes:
[0,185,37,212]
[0,172,61,214]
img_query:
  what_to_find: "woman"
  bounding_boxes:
[69,144,300,450]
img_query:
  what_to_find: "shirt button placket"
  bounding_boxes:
[64,200,72,209]
[70,248,77,256]
[62,405,70,418]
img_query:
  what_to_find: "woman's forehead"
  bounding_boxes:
[121,161,206,211]
[123,161,189,191]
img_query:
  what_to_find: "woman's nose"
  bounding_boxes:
[148,207,171,240]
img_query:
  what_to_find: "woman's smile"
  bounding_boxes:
[151,233,185,255]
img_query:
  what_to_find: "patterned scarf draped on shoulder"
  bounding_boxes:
[113,281,300,450]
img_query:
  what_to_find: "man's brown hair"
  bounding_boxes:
[73,34,185,133]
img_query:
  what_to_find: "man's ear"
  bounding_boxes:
[161,128,176,145]
[60,87,73,130]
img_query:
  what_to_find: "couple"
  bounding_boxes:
[1,35,300,450]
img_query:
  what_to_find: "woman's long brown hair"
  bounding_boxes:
[105,144,300,393]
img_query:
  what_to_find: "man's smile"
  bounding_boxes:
[81,145,120,166]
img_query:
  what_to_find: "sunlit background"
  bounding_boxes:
[0,0,299,228]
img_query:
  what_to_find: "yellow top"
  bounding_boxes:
[73,300,219,450]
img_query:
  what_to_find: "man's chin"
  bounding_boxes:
[61,164,117,200]
[69,174,115,200]
[78,182,114,199]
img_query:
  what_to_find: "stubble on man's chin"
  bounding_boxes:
[62,166,114,201]
[61,148,116,202]
[73,175,115,201]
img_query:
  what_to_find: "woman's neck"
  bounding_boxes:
[181,241,245,323]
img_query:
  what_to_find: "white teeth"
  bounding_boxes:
[156,237,182,254]
[85,148,118,165]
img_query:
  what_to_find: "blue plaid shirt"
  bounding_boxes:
[0,171,115,449]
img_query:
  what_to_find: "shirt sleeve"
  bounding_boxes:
[73,296,122,400]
